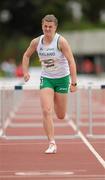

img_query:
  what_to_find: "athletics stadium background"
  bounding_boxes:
[0,1,105,179]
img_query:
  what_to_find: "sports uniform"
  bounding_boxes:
[37,33,70,93]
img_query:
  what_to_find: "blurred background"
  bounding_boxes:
[0,0,105,78]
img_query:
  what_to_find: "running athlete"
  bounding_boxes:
[22,14,77,154]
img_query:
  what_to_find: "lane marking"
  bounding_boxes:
[1,134,78,140]
[15,171,74,176]
[0,140,104,146]
[68,119,105,169]
[0,170,104,177]
[0,173,105,179]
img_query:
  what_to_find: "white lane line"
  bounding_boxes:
[68,120,105,169]
[15,171,74,176]
[0,173,105,179]
[1,134,77,140]
[0,140,104,146]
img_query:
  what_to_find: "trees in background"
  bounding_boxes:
[79,0,105,23]
[0,0,72,62]
[0,0,72,37]
[0,0,105,37]
[0,0,105,65]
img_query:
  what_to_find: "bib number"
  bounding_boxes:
[42,59,58,71]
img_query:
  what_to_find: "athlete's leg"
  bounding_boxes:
[54,92,68,120]
[40,88,55,141]
[54,75,70,120]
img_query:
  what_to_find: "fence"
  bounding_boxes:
[0,84,105,140]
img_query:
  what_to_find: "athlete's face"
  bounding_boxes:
[42,20,57,37]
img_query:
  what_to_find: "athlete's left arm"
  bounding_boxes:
[59,36,77,92]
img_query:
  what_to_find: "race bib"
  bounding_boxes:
[41,59,58,71]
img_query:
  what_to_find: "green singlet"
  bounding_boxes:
[40,75,70,93]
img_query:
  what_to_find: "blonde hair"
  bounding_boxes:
[42,14,58,26]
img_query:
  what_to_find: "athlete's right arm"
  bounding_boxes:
[22,38,39,82]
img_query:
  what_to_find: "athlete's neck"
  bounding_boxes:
[43,33,56,45]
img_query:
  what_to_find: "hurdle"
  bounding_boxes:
[0,84,79,140]
[68,83,105,139]
[0,85,24,137]
[87,84,105,139]
[0,83,105,140]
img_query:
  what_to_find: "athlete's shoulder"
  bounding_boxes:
[59,35,69,47]
[56,33,66,43]
[30,35,42,49]
[56,33,68,50]
[31,36,39,45]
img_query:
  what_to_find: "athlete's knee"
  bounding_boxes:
[57,113,68,120]
[42,107,52,117]
[57,114,65,120]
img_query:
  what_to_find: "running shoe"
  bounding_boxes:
[45,142,57,154]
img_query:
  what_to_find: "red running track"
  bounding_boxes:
[0,90,105,180]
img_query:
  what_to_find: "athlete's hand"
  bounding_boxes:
[70,84,77,92]
[24,73,30,82]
